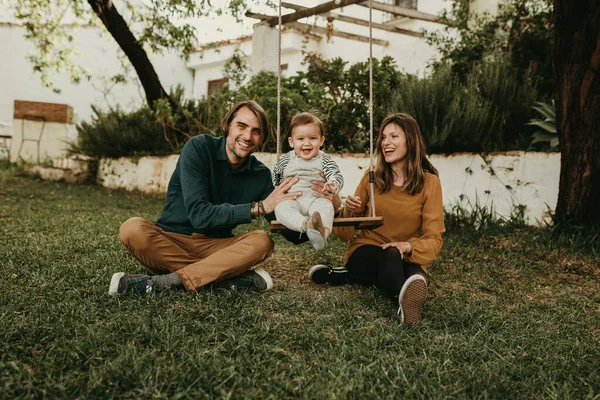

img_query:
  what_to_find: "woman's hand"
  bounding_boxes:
[345,195,366,214]
[262,176,301,214]
[381,241,413,259]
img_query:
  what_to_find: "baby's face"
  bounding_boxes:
[288,123,325,160]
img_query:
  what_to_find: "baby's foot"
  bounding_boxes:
[306,212,327,251]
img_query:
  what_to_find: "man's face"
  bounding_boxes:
[225,107,263,167]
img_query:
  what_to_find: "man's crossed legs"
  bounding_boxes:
[109,217,274,295]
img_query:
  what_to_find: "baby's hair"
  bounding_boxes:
[288,112,325,138]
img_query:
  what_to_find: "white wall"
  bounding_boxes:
[0,23,194,132]
[9,119,76,163]
[97,151,559,226]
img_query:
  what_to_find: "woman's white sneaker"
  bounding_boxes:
[398,274,428,325]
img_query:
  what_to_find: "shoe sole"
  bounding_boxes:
[254,268,273,292]
[308,264,329,284]
[108,272,125,296]
[398,275,428,325]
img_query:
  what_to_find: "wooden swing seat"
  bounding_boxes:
[270,216,383,233]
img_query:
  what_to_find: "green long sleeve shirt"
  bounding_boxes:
[155,135,274,237]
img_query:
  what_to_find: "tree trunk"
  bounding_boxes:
[87,0,171,109]
[553,0,600,225]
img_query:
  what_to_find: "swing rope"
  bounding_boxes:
[367,0,376,218]
[275,0,283,183]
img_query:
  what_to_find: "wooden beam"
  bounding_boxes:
[286,21,389,46]
[266,0,365,27]
[281,2,423,38]
[246,12,389,46]
[357,1,453,26]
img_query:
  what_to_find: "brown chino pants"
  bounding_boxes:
[119,217,274,292]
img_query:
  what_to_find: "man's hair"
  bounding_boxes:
[288,112,325,138]
[221,100,270,144]
[374,113,438,195]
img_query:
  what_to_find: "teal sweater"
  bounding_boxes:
[156,135,274,237]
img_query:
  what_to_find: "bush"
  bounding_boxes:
[389,58,536,153]
[71,106,170,158]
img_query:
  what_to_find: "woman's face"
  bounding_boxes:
[381,123,408,166]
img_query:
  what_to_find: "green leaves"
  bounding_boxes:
[425,0,554,97]
[527,100,558,150]
[10,0,254,91]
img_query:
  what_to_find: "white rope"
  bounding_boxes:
[368,0,376,218]
[275,0,283,182]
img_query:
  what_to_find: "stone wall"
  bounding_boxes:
[97,151,560,226]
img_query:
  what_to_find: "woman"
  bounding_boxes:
[310,113,445,325]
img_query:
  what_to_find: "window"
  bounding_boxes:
[280,64,289,78]
[395,0,418,8]
[382,0,418,23]
[207,78,228,96]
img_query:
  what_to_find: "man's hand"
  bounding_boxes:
[381,241,413,259]
[262,176,301,214]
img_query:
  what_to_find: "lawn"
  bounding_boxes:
[1,165,599,399]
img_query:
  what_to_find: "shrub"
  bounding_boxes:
[71,106,170,158]
[388,58,536,153]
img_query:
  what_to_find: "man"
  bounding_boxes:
[109,100,300,296]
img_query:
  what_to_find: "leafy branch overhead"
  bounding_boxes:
[10,0,252,102]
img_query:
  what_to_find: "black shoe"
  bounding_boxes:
[308,264,331,284]
[213,268,273,292]
[309,265,350,285]
[108,273,153,296]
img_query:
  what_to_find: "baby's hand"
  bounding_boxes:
[322,182,339,196]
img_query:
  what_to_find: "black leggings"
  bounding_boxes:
[330,245,426,299]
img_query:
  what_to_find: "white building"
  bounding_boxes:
[188,0,499,97]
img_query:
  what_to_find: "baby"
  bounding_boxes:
[273,112,343,250]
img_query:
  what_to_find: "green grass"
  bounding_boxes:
[1,166,599,399]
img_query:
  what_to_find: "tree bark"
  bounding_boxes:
[87,0,170,109]
[553,0,600,225]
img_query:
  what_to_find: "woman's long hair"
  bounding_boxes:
[373,113,438,195]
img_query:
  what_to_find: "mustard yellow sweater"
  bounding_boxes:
[335,171,445,271]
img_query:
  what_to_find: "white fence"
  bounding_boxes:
[97,151,560,226]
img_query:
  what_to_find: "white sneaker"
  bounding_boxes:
[398,274,428,325]
[213,268,273,292]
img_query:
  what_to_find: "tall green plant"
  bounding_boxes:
[527,100,558,150]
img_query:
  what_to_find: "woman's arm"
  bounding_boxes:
[405,174,445,265]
